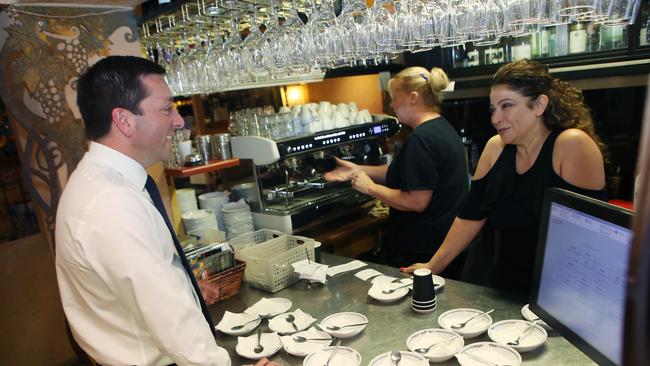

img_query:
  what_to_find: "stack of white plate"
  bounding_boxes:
[198,191,230,231]
[221,200,255,239]
[182,209,218,234]
[176,188,198,214]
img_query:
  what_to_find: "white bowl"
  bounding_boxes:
[438,308,493,338]
[368,351,428,366]
[455,342,522,366]
[303,346,361,366]
[521,304,553,331]
[319,312,368,339]
[488,319,547,353]
[406,328,464,363]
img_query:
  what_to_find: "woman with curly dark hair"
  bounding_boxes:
[404,59,606,294]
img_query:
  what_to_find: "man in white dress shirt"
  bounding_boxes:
[55,56,279,366]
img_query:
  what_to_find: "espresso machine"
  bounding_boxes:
[230,115,400,233]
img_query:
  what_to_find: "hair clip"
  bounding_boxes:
[420,73,429,81]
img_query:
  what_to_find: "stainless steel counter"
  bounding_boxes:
[209,253,595,365]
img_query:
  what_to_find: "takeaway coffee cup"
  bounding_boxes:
[412,268,436,303]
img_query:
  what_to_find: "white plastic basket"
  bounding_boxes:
[237,235,315,293]
[230,229,287,258]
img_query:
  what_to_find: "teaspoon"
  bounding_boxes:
[450,309,494,329]
[291,335,332,343]
[253,326,264,354]
[382,283,411,294]
[507,321,538,346]
[390,350,401,365]
[286,314,299,331]
[414,334,461,354]
[326,321,368,331]
[230,316,260,330]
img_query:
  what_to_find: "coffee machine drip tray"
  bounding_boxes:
[263,185,356,216]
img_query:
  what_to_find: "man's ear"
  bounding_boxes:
[533,95,549,116]
[111,108,135,137]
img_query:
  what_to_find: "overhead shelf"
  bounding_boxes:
[164,158,240,177]
[171,71,326,97]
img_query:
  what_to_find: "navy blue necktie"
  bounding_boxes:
[145,175,216,336]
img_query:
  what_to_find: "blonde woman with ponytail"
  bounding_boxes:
[324,66,469,277]
[403,59,606,295]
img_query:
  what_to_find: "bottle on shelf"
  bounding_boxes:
[569,22,588,54]
[555,24,569,56]
[512,34,532,60]
[532,27,550,58]
[600,24,627,51]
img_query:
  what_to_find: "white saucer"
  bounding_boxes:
[368,351,428,366]
[268,309,316,334]
[319,312,368,338]
[303,346,362,366]
[245,297,293,317]
[235,332,282,360]
[406,328,464,363]
[438,308,493,338]
[455,342,522,366]
[368,282,410,302]
[521,304,553,331]
[488,319,547,353]
[215,311,261,336]
[280,327,332,357]
[371,275,414,286]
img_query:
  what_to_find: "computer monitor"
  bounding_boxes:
[530,188,634,366]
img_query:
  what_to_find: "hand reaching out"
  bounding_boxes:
[323,157,360,182]
[401,262,432,274]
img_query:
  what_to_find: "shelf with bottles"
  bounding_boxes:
[163,158,241,178]
[450,21,639,70]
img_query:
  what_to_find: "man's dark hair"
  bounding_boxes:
[76,56,166,140]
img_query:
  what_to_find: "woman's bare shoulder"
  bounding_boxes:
[473,135,505,180]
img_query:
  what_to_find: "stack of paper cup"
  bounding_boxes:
[411,268,437,313]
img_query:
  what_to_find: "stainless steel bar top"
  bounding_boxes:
[209,253,596,365]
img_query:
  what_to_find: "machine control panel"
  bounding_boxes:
[276,118,400,157]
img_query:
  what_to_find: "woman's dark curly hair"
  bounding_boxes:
[492,59,605,155]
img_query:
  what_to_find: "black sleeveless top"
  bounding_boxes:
[459,131,607,294]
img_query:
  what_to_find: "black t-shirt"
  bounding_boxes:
[383,117,469,264]
[460,130,607,294]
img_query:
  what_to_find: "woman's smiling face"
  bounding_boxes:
[489,85,544,145]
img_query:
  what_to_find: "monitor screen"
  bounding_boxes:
[530,188,634,366]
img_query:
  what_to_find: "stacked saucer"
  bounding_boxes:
[181,209,218,233]
[411,268,437,313]
[198,191,230,231]
[176,188,198,214]
[221,199,255,239]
